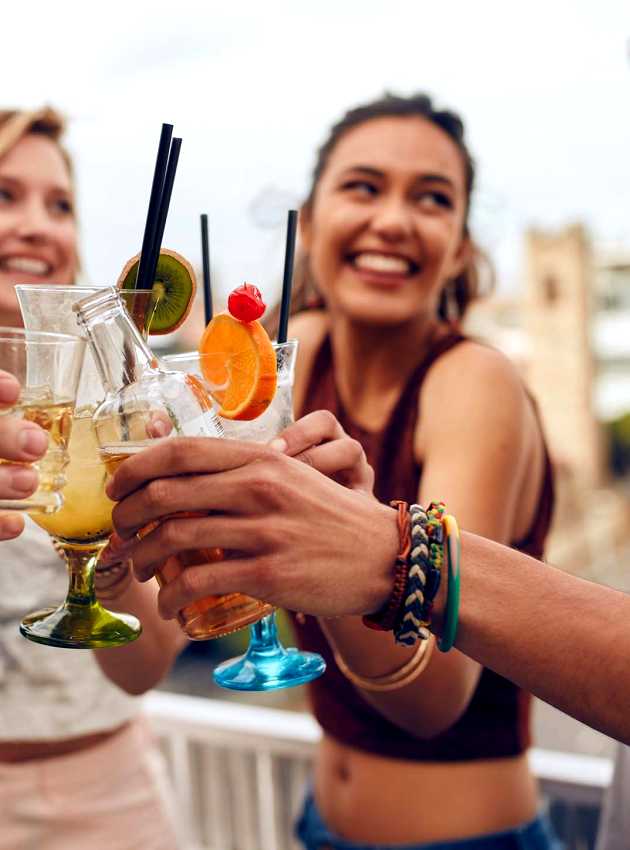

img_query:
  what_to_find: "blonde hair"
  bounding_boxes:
[0,106,72,176]
[0,107,80,279]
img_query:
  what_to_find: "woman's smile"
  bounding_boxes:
[0,252,56,279]
[346,249,421,288]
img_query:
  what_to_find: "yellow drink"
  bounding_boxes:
[33,410,114,545]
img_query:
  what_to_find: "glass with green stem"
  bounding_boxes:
[16,285,155,648]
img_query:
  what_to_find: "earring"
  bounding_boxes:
[444,280,459,323]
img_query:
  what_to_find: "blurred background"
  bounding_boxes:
[6,1,630,846]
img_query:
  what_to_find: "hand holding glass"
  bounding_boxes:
[0,328,85,515]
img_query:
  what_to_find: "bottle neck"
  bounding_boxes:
[74,288,157,394]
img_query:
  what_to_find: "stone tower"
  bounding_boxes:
[524,224,604,489]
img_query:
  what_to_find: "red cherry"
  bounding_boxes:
[228,283,266,323]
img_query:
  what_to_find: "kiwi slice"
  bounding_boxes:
[116,248,196,335]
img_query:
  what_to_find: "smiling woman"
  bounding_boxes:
[261,92,559,850]
[0,108,77,325]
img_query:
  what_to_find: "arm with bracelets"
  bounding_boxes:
[102,405,630,743]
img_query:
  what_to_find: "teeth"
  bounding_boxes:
[353,253,412,274]
[1,257,52,275]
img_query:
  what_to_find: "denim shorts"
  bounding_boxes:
[296,792,563,850]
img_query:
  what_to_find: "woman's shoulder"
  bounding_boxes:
[426,336,527,404]
[418,336,535,448]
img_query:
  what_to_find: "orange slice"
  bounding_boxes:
[198,312,277,421]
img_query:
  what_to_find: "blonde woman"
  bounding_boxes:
[0,108,183,850]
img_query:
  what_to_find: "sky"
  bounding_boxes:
[5,0,630,314]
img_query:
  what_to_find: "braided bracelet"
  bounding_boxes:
[393,502,446,646]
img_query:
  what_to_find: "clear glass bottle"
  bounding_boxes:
[73,287,273,639]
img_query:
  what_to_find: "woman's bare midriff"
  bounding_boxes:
[315,734,538,845]
[0,722,130,763]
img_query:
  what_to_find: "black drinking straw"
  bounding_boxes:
[145,137,182,290]
[136,123,173,291]
[200,213,213,324]
[277,209,298,344]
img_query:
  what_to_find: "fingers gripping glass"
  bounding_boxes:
[0,328,85,514]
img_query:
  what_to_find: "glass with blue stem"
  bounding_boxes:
[162,339,326,690]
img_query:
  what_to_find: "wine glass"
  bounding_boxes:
[163,340,326,691]
[16,286,145,648]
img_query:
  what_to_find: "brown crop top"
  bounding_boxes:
[293,331,555,762]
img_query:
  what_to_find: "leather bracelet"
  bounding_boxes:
[362,501,410,632]
[334,635,435,692]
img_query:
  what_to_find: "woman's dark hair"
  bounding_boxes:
[270,92,493,331]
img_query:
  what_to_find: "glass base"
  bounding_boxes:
[213,644,326,692]
[20,603,142,649]
[180,596,273,641]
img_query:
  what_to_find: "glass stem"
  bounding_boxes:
[61,545,103,607]
[249,614,283,653]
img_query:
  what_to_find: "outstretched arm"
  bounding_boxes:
[443,531,630,746]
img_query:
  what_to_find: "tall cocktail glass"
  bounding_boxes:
[163,340,326,691]
[16,285,143,648]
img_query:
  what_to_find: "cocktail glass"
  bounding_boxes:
[163,340,326,691]
[0,328,85,514]
[16,285,144,648]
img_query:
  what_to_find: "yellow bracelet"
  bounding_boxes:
[333,635,435,693]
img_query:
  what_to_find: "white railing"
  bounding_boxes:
[146,691,613,850]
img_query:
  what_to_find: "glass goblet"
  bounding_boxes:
[163,340,326,691]
[16,285,145,648]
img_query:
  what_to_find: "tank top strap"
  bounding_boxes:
[302,332,335,414]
